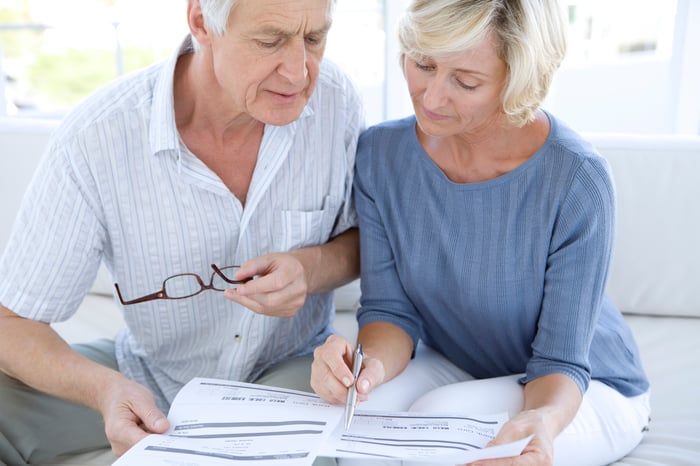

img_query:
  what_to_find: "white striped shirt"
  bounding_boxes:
[0,37,364,409]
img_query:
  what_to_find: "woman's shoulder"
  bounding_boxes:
[542,114,616,206]
[546,113,603,163]
[543,112,613,179]
[362,115,416,138]
[356,116,417,166]
[358,116,416,152]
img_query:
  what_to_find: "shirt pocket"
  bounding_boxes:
[272,196,341,251]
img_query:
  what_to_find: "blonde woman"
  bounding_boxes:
[311,1,650,465]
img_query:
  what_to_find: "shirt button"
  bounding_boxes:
[234,334,242,343]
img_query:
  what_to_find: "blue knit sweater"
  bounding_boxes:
[354,114,649,397]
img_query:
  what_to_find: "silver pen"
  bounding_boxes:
[343,343,363,431]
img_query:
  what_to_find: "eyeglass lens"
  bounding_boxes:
[163,266,243,299]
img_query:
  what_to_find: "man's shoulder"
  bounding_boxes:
[303,59,365,130]
[54,62,162,142]
[318,58,351,86]
[314,58,361,103]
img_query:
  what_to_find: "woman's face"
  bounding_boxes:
[405,32,508,139]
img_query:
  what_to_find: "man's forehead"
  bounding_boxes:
[232,0,333,27]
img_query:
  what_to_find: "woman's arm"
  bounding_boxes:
[472,373,582,466]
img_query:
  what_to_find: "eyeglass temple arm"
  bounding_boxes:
[210,264,251,285]
[114,283,164,305]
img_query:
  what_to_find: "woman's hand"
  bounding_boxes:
[464,409,554,466]
[310,334,387,405]
[465,373,581,466]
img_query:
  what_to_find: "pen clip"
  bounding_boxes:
[344,343,363,431]
[351,343,363,379]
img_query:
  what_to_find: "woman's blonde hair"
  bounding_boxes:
[398,0,567,127]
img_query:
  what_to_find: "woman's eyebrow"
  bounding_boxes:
[454,68,489,78]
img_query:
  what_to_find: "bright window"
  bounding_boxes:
[1,0,697,134]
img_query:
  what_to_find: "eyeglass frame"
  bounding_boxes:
[114,264,251,306]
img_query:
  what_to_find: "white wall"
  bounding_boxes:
[0,117,58,251]
[545,58,673,134]
[382,0,700,136]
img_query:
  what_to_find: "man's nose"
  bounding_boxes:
[279,38,308,84]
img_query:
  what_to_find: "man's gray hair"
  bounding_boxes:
[198,0,337,37]
[199,0,236,37]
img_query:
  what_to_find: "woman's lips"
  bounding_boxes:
[422,107,449,121]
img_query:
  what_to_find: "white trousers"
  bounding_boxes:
[339,344,650,466]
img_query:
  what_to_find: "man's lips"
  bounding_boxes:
[267,89,304,104]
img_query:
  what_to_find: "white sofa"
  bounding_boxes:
[1,117,699,465]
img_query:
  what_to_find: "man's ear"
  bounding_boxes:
[187,0,210,46]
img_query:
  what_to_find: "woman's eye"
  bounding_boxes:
[457,80,478,91]
[415,62,434,71]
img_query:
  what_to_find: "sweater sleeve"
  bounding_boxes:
[522,154,617,394]
[354,129,424,349]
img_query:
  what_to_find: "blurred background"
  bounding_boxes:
[0,0,697,134]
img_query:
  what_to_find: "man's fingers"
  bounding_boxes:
[223,290,304,317]
[127,397,169,433]
[234,272,287,296]
[113,404,169,456]
[235,257,271,279]
[142,408,169,433]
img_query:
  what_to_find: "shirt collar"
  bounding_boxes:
[148,35,317,158]
[148,35,193,158]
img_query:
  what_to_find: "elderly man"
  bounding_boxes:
[0,0,363,463]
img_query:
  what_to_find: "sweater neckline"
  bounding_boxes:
[409,112,555,190]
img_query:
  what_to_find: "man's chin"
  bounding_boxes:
[256,106,306,126]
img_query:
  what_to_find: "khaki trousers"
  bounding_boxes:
[0,339,334,466]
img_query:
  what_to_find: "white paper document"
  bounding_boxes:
[114,378,341,466]
[320,410,530,463]
[114,377,528,465]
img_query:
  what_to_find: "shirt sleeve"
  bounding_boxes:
[522,155,617,394]
[330,71,366,238]
[0,138,106,322]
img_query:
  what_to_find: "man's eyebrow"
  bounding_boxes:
[256,26,292,37]
[257,22,332,37]
[311,22,332,35]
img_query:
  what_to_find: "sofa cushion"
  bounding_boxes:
[590,134,700,318]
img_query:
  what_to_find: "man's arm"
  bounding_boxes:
[292,227,360,294]
[0,304,168,455]
[0,304,113,407]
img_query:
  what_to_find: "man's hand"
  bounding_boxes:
[98,376,169,456]
[222,253,308,317]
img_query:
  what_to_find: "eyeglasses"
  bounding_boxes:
[114,264,251,306]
